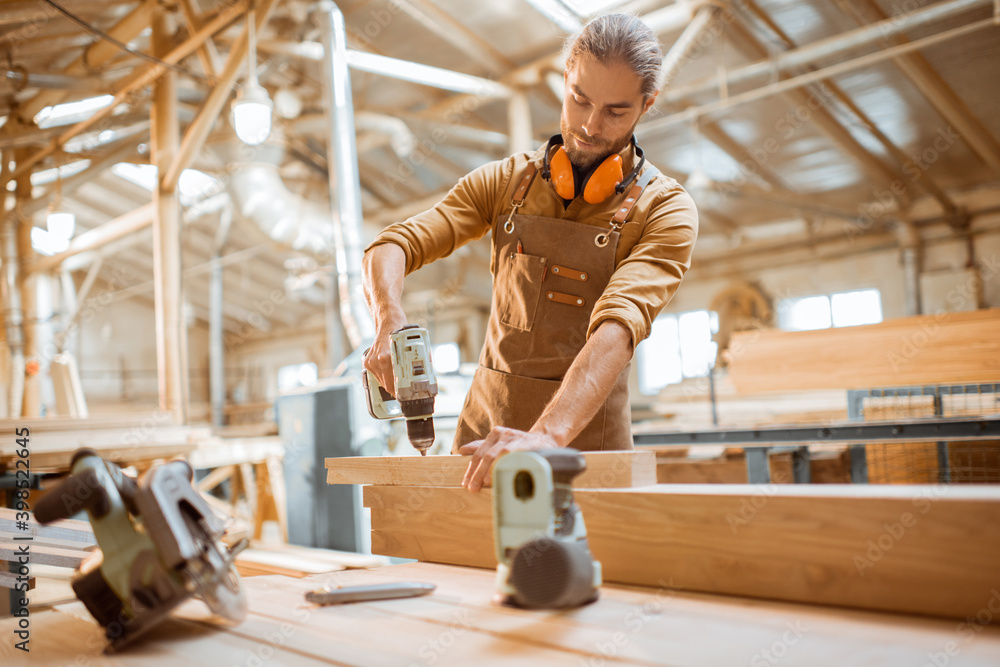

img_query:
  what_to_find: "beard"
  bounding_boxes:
[559,114,640,171]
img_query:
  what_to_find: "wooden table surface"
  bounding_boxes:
[4,561,1000,666]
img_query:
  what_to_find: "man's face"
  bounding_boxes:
[560,54,657,171]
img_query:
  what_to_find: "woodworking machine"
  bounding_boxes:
[363,324,439,455]
[492,449,601,609]
[35,449,247,651]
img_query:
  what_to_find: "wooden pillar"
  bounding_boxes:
[151,7,187,423]
[507,90,533,155]
[14,147,39,417]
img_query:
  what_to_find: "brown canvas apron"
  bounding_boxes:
[453,162,659,452]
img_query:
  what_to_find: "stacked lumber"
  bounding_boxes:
[0,415,208,472]
[235,543,389,578]
[0,509,95,613]
[728,308,1000,393]
[328,454,1000,619]
[654,446,852,483]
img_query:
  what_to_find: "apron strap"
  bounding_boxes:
[611,164,660,226]
[511,164,538,206]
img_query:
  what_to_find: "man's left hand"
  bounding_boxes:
[458,427,561,492]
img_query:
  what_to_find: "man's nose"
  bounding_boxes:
[582,109,603,138]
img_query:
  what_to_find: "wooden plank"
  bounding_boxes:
[0,531,97,552]
[0,543,89,568]
[728,308,1000,393]
[0,417,210,472]
[22,442,199,472]
[235,543,388,578]
[655,450,852,484]
[326,451,656,488]
[187,436,284,469]
[364,483,1000,619]
[0,570,34,590]
[0,509,95,545]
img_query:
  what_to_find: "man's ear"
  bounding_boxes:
[642,91,659,116]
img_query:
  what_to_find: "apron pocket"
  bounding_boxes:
[498,252,546,331]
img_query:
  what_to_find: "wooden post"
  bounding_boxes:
[507,90,532,155]
[14,147,39,417]
[151,7,188,424]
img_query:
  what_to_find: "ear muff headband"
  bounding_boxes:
[542,134,646,204]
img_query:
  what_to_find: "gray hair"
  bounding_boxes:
[562,13,663,100]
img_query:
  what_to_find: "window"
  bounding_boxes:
[432,343,460,374]
[779,295,832,331]
[34,95,114,129]
[277,362,318,391]
[561,0,625,16]
[831,290,883,327]
[638,310,719,394]
[778,289,882,331]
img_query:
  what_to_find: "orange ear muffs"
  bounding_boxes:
[549,146,576,200]
[582,154,623,204]
[542,134,645,204]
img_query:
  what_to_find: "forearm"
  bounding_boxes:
[362,243,407,330]
[530,320,634,447]
[362,243,409,393]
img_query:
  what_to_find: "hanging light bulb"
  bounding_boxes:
[231,2,272,146]
[232,81,273,145]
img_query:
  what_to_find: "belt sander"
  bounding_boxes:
[492,448,601,609]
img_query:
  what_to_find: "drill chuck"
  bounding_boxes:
[401,397,435,455]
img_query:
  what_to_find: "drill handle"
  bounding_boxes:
[363,367,402,420]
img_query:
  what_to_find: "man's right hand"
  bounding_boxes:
[363,318,407,397]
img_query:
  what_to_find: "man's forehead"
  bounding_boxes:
[565,56,644,104]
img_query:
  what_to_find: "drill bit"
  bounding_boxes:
[406,416,434,456]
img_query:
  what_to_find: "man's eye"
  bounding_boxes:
[608,111,625,118]
[574,96,588,106]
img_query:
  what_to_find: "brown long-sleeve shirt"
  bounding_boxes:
[366,143,699,347]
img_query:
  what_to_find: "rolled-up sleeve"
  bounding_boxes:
[588,186,699,347]
[365,158,513,275]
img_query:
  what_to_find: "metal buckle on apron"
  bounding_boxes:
[503,201,522,235]
[595,220,624,248]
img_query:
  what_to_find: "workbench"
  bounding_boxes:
[4,561,1000,666]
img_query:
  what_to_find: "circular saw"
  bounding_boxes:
[35,449,248,651]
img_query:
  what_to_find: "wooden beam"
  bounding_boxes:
[365,483,1000,619]
[179,0,223,78]
[162,0,280,192]
[17,0,156,122]
[151,6,187,424]
[161,20,247,193]
[28,202,155,274]
[325,451,657,489]
[728,308,1000,393]
[8,1,246,183]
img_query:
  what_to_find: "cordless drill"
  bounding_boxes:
[363,325,438,455]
